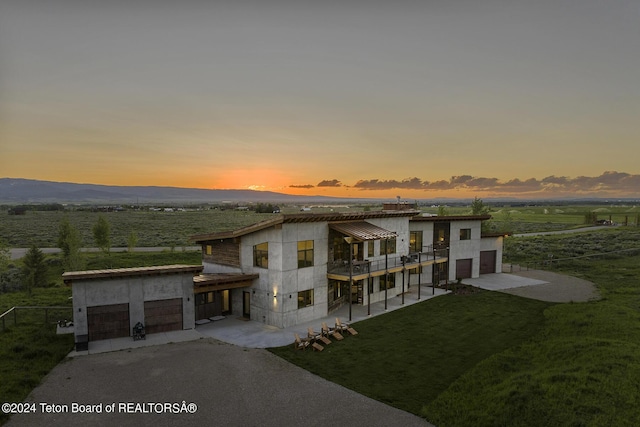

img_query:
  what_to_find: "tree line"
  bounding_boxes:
[0,215,126,295]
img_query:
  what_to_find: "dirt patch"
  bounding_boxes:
[435,283,482,295]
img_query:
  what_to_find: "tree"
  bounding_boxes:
[437,205,449,216]
[58,216,85,271]
[0,239,11,293]
[93,215,111,255]
[471,197,489,215]
[499,209,514,234]
[22,245,48,296]
[127,231,138,252]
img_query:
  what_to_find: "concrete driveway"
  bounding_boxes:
[6,339,432,427]
[464,270,600,302]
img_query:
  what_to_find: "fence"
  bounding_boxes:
[503,247,640,273]
[0,306,73,331]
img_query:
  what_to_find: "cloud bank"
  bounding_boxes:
[292,172,640,197]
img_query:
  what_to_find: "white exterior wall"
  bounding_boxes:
[72,272,195,339]
[448,220,483,280]
[279,221,329,328]
[238,226,282,326]
[480,235,504,273]
[205,222,330,328]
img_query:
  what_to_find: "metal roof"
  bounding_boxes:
[62,264,203,283]
[329,221,397,241]
[192,210,418,243]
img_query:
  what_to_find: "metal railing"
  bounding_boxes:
[328,245,448,276]
[0,306,72,331]
[503,247,640,273]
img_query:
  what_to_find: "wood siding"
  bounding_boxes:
[203,239,241,267]
[144,298,183,334]
[87,303,130,341]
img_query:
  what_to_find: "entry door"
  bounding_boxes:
[221,290,231,315]
[243,291,250,318]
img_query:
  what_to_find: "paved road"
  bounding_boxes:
[513,225,615,237]
[9,247,201,260]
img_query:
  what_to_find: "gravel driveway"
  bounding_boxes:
[6,338,432,427]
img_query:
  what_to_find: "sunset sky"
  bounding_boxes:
[1,0,639,199]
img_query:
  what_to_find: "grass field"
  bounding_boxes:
[2,203,638,248]
[270,228,640,426]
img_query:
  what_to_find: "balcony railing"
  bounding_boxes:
[327,244,448,276]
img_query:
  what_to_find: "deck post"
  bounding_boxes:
[401,257,405,305]
[418,252,421,300]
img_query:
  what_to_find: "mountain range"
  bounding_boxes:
[0,178,356,204]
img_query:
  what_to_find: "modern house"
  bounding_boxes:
[63,207,504,347]
[192,209,504,329]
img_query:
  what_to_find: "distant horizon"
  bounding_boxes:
[2,176,639,202]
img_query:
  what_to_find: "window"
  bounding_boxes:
[381,238,396,254]
[380,273,395,290]
[253,242,268,268]
[368,277,374,294]
[298,240,314,268]
[409,231,422,253]
[367,241,375,258]
[298,289,314,308]
[460,228,471,240]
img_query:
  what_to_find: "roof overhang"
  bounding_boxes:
[193,273,259,293]
[62,264,203,284]
[329,221,397,242]
[410,214,492,222]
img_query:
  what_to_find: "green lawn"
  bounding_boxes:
[424,255,640,427]
[0,287,74,426]
[270,291,552,415]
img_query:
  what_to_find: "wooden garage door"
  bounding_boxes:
[87,303,130,341]
[480,250,497,274]
[144,298,183,334]
[455,259,473,280]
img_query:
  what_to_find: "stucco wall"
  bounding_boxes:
[72,272,196,340]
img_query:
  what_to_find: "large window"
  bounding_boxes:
[409,231,423,253]
[381,238,396,255]
[298,289,314,308]
[380,273,396,290]
[298,240,314,268]
[253,242,269,268]
[367,241,375,258]
[460,228,471,240]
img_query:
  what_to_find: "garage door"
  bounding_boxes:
[455,259,473,280]
[480,250,497,274]
[144,298,183,334]
[87,303,130,341]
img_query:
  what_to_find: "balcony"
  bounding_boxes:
[327,245,448,281]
